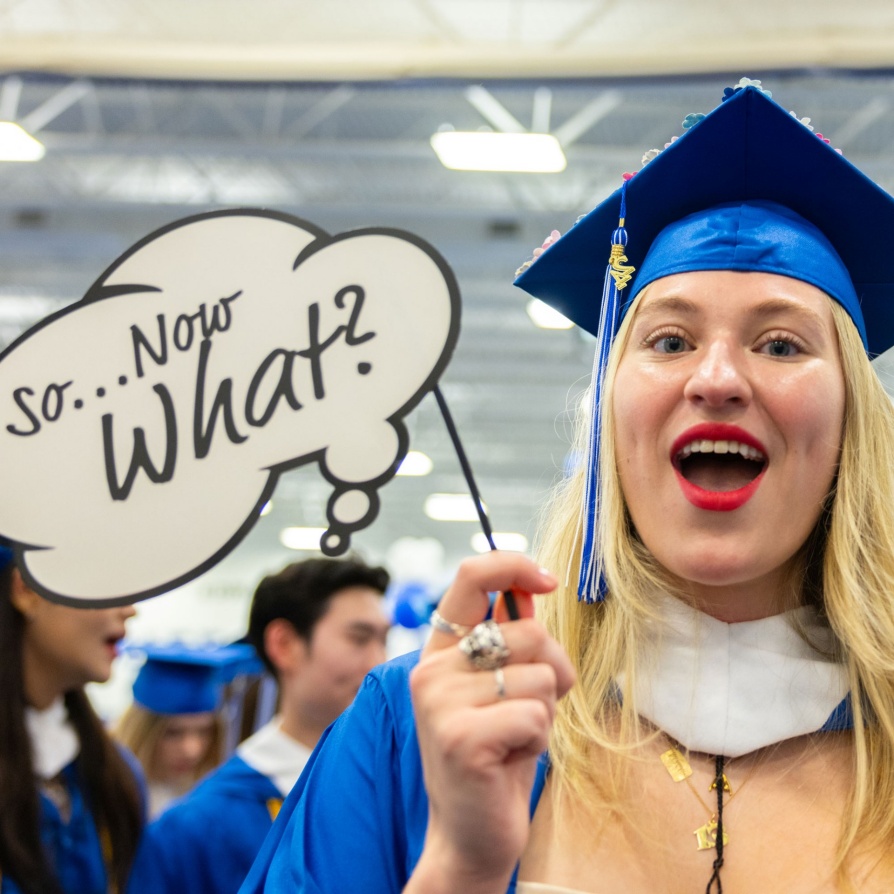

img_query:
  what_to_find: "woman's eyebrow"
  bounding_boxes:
[747,297,828,331]
[633,295,700,321]
[634,294,828,330]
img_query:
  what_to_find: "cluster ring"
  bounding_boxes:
[457,620,511,671]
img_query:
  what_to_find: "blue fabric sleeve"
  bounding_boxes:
[238,651,548,894]
[127,757,281,894]
[239,652,429,893]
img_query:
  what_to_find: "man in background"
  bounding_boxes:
[127,555,391,894]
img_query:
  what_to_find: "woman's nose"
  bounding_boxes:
[182,734,208,762]
[682,339,753,409]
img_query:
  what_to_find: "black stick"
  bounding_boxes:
[433,385,519,620]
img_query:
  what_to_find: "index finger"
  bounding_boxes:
[426,552,557,652]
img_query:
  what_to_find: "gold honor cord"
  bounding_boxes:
[659,746,740,851]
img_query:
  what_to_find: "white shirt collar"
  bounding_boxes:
[617,593,849,757]
[25,697,80,779]
[236,717,312,796]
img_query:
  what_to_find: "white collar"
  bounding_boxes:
[25,697,80,779]
[236,717,312,796]
[617,594,849,757]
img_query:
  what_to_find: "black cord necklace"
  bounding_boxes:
[705,754,726,894]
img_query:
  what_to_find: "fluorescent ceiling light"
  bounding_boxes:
[279,526,326,551]
[526,298,574,330]
[396,451,433,476]
[0,122,45,162]
[431,131,566,173]
[424,493,486,522]
[471,532,529,554]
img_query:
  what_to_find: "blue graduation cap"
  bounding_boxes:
[515,81,894,358]
[514,79,894,602]
[131,642,262,715]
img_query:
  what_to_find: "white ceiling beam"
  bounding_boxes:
[464,85,526,133]
[830,96,892,148]
[20,79,92,134]
[0,75,23,121]
[553,90,622,147]
[531,87,552,133]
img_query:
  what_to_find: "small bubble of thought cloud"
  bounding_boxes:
[0,210,460,605]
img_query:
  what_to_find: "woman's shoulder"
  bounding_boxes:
[367,648,421,686]
[355,649,421,729]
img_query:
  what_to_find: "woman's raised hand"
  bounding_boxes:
[406,552,576,894]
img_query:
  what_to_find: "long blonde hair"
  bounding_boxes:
[113,703,223,784]
[535,294,894,867]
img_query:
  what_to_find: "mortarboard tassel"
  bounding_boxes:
[577,180,635,603]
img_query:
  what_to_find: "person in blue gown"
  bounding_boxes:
[0,546,145,894]
[241,80,894,893]
[128,556,391,894]
[114,642,261,818]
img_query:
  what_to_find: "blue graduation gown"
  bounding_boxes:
[2,750,145,894]
[238,650,548,894]
[128,754,282,894]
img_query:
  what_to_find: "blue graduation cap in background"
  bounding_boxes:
[131,642,263,715]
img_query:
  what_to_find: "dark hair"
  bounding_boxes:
[0,564,143,894]
[247,556,389,677]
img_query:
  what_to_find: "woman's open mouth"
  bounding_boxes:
[671,428,768,511]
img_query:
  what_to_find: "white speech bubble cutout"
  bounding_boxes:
[0,209,460,605]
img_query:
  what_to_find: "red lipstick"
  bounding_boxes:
[671,424,767,512]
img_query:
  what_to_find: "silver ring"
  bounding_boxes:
[494,667,506,700]
[429,609,473,638]
[458,620,510,671]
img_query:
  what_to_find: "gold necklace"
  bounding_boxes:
[659,742,751,851]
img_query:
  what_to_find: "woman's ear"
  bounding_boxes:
[9,568,39,619]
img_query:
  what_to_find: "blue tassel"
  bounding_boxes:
[577,182,635,603]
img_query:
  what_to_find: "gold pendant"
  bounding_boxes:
[709,773,732,794]
[660,747,693,782]
[694,820,729,851]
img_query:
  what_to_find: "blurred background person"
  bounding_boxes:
[0,546,144,894]
[114,642,261,818]
[127,555,391,894]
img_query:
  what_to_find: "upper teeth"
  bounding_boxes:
[678,439,765,461]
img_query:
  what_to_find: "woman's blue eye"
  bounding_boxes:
[656,335,687,354]
[765,339,796,357]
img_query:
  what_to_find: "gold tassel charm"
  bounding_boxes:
[608,241,635,290]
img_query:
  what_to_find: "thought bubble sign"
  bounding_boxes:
[0,210,460,605]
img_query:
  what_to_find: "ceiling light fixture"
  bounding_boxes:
[279,526,326,551]
[471,532,529,554]
[396,451,433,476]
[0,122,45,161]
[526,298,575,330]
[424,493,486,522]
[430,131,566,173]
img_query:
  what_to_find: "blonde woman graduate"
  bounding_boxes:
[239,80,894,894]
